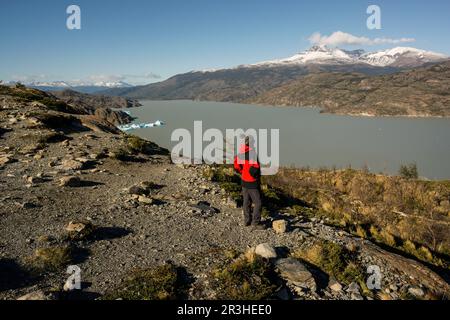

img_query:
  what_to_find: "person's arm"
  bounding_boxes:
[249,162,261,180]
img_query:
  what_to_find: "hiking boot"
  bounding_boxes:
[252,223,266,231]
[244,221,252,227]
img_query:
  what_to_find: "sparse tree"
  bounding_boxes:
[399,163,419,179]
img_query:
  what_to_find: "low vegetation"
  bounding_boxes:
[399,163,419,179]
[210,250,277,300]
[265,167,450,269]
[203,165,449,271]
[102,263,188,300]
[27,245,74,272]
[0,85,76,113]
[111,135,169,161]
[293,240,368,294]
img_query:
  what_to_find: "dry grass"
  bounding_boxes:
[210,249,277,300]
[27,246,73,272]
[102,263,188,300]
[265,168,450,268]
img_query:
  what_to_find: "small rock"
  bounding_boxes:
[66,221,88,233]
[17,290,52,300]
[272,219,288,234]
[27,176,44,184]
[128,185,147,195]
[389,284,398,292]
[346,282,361,294]
[329,278,343,292]
[61,159,84,171]
[351,292,364,300]
[0,155,14,167]
[59,176,82,187]
[138,196,154,205]
[408,286,425,297]
[255,243,277,259]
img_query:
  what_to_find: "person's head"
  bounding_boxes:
[244,136,254,147]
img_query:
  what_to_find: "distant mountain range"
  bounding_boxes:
[101,46,448,104]
[3,80,132,94]
[245,46,447,68]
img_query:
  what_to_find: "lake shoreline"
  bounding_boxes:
[132,98,450,119]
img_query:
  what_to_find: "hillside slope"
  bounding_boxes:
[103,64,397,102]
[248,60,450,117]
[1,86,449,300]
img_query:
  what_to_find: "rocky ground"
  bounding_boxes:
[0,85,449,300]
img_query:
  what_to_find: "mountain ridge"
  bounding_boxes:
[101,46,447,108]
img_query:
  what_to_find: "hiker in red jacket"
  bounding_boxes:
[234,137,265,230]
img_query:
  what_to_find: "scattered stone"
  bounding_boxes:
[17,290,53,301]
[329,277,343,292]
[346,282,361,294]
[128,185,147,195]
[351,292,364,300]
[61,159,84,171]
[272,219,288,234]
[59,176,82,187]
[138,195,154,205]
[408,286,425,297]
[190,201,220,217]
[389,284,398,292]
[66,221,88,233]
[61,140,70,147]
[66,221,96,240]
[0,155,14,167]
[255,243,277,259]
[275,258,316,292]
[27,176,44,184]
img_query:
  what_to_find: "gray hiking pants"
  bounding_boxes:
[242,188,262,225]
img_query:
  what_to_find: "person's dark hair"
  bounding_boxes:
[244,136,254,146]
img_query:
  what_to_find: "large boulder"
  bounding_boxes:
[255,243,277,259]
[275,258,316,292]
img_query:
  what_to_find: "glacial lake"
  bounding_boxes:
[124,100,450,180]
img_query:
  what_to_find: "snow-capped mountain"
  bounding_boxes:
[360,47,448,67]
[3,80,133,94]
[244,45,447,68]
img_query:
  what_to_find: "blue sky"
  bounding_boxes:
[0,0,449,85]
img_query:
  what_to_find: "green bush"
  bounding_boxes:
[399,163,419,179]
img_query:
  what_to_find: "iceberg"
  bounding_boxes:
[118,120,165,132]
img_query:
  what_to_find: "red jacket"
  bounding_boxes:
[234,144,261,189]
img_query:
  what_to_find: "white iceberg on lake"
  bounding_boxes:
[118,120,165,132]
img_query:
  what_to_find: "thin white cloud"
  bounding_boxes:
[125,73,162,79]
[308,31,415,47]
[11,74,48,82]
